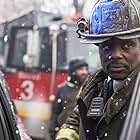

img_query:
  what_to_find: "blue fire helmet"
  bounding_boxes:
[77,0,140,44]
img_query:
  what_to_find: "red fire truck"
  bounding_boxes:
[0,9,100,139]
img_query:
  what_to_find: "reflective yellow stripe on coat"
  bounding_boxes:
[55,128,79,140]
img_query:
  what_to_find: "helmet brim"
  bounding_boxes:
[78,28,140,44]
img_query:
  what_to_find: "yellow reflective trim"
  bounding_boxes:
[67,128,79,139]
[56,135,73,140]
[56,128,79,140]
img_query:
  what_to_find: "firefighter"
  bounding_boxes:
[49,57,89,140]
[55,0,140,140]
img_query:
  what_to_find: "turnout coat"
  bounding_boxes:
[59,65,140,140]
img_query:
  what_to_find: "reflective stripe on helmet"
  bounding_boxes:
[55,128,79,140]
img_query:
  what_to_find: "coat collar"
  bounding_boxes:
[100,64,140,124]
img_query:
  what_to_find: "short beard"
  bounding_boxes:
[70,75,86,87]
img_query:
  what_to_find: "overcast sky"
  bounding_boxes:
[0,0,78,23]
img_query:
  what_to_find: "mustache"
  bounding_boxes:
[106,60,129,69]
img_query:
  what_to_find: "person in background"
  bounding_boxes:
[49,57,89,140]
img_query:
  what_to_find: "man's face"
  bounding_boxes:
[98,38,140,80]
[74,66,89,83]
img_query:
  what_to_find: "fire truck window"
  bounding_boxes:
[0,39,4,67]
[0,39,3,53]
[57,25,101,72]
[39,28,52,70]
[13,29,27,67]
[57,29,67,70]
[67,26,101,72]
[8,28,51,70]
